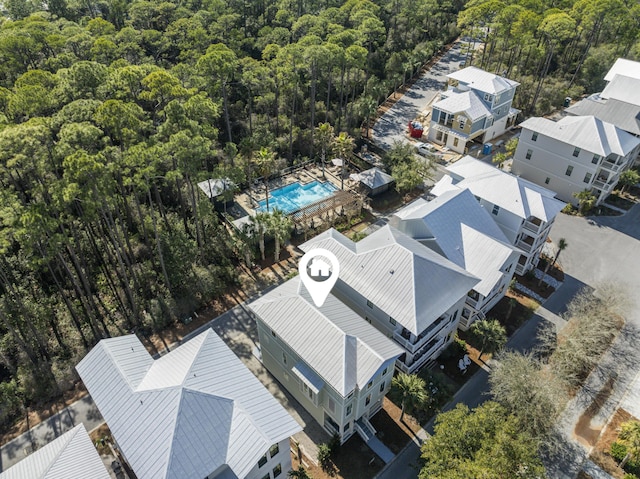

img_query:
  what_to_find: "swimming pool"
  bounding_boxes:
[256,181,338,214]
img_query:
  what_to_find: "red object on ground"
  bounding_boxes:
[408,121,424,138]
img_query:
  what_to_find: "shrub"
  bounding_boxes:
[317,443,331,468]
[440,335,467,360]
[624,474,639,479]
[611,441,640,476]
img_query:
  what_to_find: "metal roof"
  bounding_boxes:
[390,189,519,296]
[197,178,234,198]
[76,330,301,479]
[447,66,520,94]
[566,96,640,136]
[601,75,640,106]
[439,156,566,222]
[604,58,640,82]
[433,90,491,121]
[519,115,640,157]
[356,167,395,189]
[300,226,480,335]
[0,424,110,479]
[250,278,403,396]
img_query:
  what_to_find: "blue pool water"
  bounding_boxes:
[256,181,338,214]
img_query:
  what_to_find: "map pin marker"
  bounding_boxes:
[298,248,340,308]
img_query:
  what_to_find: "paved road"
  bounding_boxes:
[372,42,466,150]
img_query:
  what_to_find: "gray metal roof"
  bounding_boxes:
[566,96,640,136]
[601,75,640,106]
[434,90,491,120]
[519,115,640,157]
[197,178,234,198]
[604,58,640,82]
[250,278,403,396]
[438,156,566,222]
[357,167,395,189]
[76,330,301,479]
[447,66,519,94]
[390,189,519,296]
[0,424,110,479]
[300,226,480,335]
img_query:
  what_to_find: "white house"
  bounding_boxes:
[389,188,520,329]
[428,66,520,153]
[566,59,640,141]
[250,278,403,446]
[513,115,640,205]
[300,225,480,373]
[0,424,110,479]
[76,329,301,479]
[432,156,566,275]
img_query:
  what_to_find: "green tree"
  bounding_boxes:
[572,189,597,215]
[268,210,293,263]
[288,465,311,479]
[250,212,270,261]
[618,169,640,194]
[315,122,335,179]
[332,132,355,190]
[618,420,640,470]
[253,147,278,212]
[539,238,567,286]
[468,318,507,359]
[392,372,428,422]
[392,161,422,194]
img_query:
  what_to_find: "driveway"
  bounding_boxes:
[372,41,467,150]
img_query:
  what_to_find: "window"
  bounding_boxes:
[302,383,315,403]
[379,381,385,392]
[346,403,352,416]
[545,177,550,184]
[271,330,276,338]
[573,147,580,157]
[565,165,573,176]
[453,137,459,147]
[592,154,600,164]
[389,317,396,326]
[484,93,494,102]
[261,475,270,479]
[273,464,282,478]
[459,117,466,129]
[532,132,538,141]
[436,130,443,141]
[270,444,280,458]
[382,367,388,376]
[366,300,373,309]
[328,397,336,413]
[344,423,350,432]
[365,317,371,323]
[365,394,371,406]
[525,149,533,160]
[282,352,287,365]
[492,204,500,215]
[367,381,373,389]
[258,455,268,468]
[584,172,592,183]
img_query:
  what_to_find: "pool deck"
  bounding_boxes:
[234,164,357,219]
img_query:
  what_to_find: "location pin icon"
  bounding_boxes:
[298,248,340,308]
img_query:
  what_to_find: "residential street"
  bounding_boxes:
[371,41,466,150]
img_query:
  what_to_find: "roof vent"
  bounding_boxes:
[390,270,394,275]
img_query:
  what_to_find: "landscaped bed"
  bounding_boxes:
[589,408,639,478]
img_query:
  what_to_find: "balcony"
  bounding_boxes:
[593,176,615,191]
[393,316,450,353]
[516,237,534,253]
[600,157,625,172]
[522,219,542,234]
[398,335,447,373]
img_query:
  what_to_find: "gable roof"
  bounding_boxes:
[76,330,301,479]
[566,96,640,136]
[604,58,640,82]
[447,66,519,94]
[433,91,491,121]
[600,75,640,106]
[519,115,640,157]
[250,278,403,396]
[0,424,110,479]
[436,156,566,222]
[356,167,394,189]
[300,226,480,335]
[390,189,518,296]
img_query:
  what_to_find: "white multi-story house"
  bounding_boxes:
[0,424,110,479]
[390,188,520,329]
[250,278,403,447]
[566,58,640,141]
[432,156,566,275]
[76,329,301,479]
[428,66,520,153]
[300,225,480,374]
[513,116,640,205]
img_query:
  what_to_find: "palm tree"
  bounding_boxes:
[572,189,597,215]
[539,238,567,286]
[288,465,311,479]
[506,297,517,320]
[392,372,428,423]
[315,122,335,180]
[253,147,278,212]
[249,212,270,261]
[618,420,640,470]
[356,96,378,138]
[469,318,507,360]
[332,132,355,190]
[618,169,640,194]
[268,209,293,263]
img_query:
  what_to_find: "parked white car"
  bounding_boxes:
[415,142,435,157]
